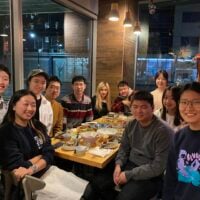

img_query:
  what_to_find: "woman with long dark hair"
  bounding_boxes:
[0,89,89,200]
[154,85,184,131]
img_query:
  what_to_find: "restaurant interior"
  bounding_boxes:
[1,0,200,100]
[1,0,200,199]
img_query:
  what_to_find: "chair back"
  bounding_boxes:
[2,170,45,200]
[22,175,46,200]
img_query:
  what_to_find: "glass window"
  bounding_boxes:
[136,1,200,90]
[22,0,93,97]
[0,0,13,98]
[182,12,200,23]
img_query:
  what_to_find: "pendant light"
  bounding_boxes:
[123,0,132,27]
[109,2,119,21]
[133,2,141,35]
[133,21,141,35]
[123,11,132,27]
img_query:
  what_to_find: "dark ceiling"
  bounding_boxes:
[0,0,200,15]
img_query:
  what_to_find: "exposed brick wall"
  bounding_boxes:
[64,13,89,53]
[96,0,136,101]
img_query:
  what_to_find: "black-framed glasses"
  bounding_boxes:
[179,99,200,109]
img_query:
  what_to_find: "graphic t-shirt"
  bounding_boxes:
[164,126,200,200]
[177,149,200,186]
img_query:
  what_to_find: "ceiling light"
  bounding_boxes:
[133,21,141,35]
[109,3,119,21]
[123,11,132,27]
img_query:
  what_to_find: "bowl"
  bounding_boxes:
[75,145,88,156]
[80,131,98,146]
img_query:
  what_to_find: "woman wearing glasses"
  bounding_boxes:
[163,82,200,200]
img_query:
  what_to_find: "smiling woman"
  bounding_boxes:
[164,82,200,200]
[0,89,90,200]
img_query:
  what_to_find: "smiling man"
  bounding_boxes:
[45,76,63,137]
[111,80,133,114]
[89,90,173,200]
[112,90,173,200]
[0,64,11,123]
[61,75,93,128]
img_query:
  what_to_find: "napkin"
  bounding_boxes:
[88,147,112,157]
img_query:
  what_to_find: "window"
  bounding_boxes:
[136,2,200,90]
[0,0,13,98]
[22,0,93,97]
[182,12,200,23]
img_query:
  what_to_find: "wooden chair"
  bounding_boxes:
[2,170,45,200]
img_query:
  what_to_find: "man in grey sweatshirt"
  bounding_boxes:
[87,90,173,200]
[113,90,173,200]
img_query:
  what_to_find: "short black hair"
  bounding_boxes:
[0,64,11,81]
[154,70,168,82]
[46,76,62,88]
[180,82,200,97]
[117,80,129,88]
[131,90,154,107]
[72,75,86,84]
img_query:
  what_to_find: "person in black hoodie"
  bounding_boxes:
[0,89,90,200]
[163,82,200,200]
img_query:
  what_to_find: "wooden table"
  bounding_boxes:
[52,138,119,169]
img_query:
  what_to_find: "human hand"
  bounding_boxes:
[12,167,32,182]
[113,164,121,185]
[122,99,131,107]
[118,171,127,185]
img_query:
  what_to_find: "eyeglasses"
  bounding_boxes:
[179,99,200,109]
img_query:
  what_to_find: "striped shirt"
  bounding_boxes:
[61,93,93,128]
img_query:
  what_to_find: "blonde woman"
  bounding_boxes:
[92,82,111,119]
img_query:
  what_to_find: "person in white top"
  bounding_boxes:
[154,85,185,132]
[27,69,53,135]
[0,64,10,124]
[151,70,168,111]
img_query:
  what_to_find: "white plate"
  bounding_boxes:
[97,128,118,136]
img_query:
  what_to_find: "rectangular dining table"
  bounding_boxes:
[51,114,132,169]
[52,138,119,169]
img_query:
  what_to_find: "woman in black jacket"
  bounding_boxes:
[0,89,89,200]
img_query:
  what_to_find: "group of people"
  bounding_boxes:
[0,64,200,200]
